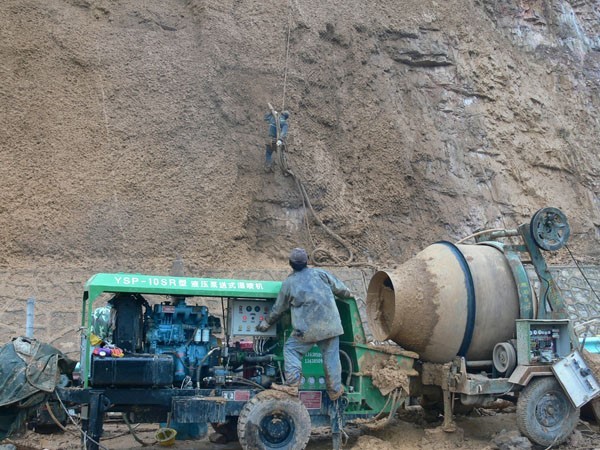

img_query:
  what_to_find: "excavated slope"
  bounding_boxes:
[1,0,599,274]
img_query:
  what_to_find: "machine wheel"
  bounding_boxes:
[493,342,517,376]
[237,390,311,450]
[210,418,238,442]
[516,377,579,446]
[530,207,570,251]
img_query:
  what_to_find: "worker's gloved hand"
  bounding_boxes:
[256,320,271,332]
[276,140,282,146]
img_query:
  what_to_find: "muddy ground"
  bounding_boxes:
[5,406,600,450]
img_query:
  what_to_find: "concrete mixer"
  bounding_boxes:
[367,207,600,446]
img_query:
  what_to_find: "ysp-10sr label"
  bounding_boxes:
[113,275,266,291]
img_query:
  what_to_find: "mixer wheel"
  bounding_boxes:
[530,207,570,251]
[237,390,310,450]
[516,377,579,446]
[493,342,517,376]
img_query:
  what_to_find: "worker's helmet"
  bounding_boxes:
[281,110,290,119]
[289,247,308,270]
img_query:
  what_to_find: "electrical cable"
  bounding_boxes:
[565,244,600,302]
[101,423,143,441]
[54,390,110,450]
[455,228,506,245]
[123,413,156,446]
[44,401,73,434]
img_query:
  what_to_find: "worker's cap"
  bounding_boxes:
[281,110,290,119]
[289,247,308,265]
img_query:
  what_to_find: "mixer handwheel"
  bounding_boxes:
[530,207,570,251]
[492,341,517,376]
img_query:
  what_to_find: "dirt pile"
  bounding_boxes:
[0,0,599,275]
[365,354,415,396]
[583,349,600,379]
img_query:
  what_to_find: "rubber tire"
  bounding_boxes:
[211,418,238,442]
[237,390,311,450]
[516,377,579,446]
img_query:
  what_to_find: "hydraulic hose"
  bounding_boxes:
[243,354,276,363]
[339,349,353,386]
[195,347,220,388]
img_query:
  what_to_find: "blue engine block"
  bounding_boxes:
[146,302,220,382]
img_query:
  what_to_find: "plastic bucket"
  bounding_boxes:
[155,427,177,447]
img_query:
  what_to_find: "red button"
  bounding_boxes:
[242,315,247,321]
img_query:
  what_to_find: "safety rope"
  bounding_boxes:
[281,0,293,111]
[278,153,354,265]
[274,3,377,268]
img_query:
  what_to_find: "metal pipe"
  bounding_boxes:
[465,360,493,368]
[26,297,35,338]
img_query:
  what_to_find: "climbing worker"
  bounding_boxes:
[263,109,290,172]
[256,247,352,400]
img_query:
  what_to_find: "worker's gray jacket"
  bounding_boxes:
[266,267,352,343]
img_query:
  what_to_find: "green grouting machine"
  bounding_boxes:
[58,272,412,450]
[56,207,599,449]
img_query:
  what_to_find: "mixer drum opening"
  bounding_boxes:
[366,271,397,341]
[366,242,521,363]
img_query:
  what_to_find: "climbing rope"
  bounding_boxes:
[273,3,376,268]
[281,0,293,111]
[278,152,354,265]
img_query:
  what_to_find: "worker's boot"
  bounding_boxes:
[328,386,345,401]
[271,383,299,396]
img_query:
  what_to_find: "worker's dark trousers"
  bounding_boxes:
[265,141,276,167]
[283,334,342,397]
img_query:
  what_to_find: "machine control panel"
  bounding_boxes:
[516,319,571,365]
[228,299,277,337]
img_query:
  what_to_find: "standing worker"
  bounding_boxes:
[256,248,352,400]
[263,108,290,172]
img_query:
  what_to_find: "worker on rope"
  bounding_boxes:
[257,248,351,400]
[263,108,290,172]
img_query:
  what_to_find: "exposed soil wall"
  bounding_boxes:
[0,0,598,275]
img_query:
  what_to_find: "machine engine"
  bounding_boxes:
[88,293,279,389]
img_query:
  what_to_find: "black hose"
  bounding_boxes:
[234,365,264,374]
[243,354,275,363]
[339,349,353,386]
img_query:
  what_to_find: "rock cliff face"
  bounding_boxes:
[0,0,598,273]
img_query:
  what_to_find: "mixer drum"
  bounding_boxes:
[367,242,520,363]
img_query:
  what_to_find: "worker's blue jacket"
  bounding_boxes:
[266,267,352,343]
[264,112,289,139]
